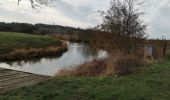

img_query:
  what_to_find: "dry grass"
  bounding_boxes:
[57,52,144,77]
[52,34,70,41]
[104,53,143,76]
[0,42,68,61]
[58,60,106,76]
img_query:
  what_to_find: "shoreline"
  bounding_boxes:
[0,41,68,62]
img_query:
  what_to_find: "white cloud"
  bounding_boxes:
[141,0,170,39]
[0,0,110,28]
[0,0,170,39]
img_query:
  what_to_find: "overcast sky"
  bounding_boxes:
[0,0,170,39]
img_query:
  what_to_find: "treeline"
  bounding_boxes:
[0,22,84,35]
[0,22,95,43]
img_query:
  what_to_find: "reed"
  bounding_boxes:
[57,52,144,77]
[0,43,68,61]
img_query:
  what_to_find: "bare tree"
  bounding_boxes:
[95,0,147,53]
[18,0,53,8]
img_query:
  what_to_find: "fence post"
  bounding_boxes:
[163,43,167,57]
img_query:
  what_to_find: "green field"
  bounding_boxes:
[0,59,170,100]
[0,32,62,54]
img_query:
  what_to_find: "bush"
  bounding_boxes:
[57,52,144,77]
[104,53,142,76]
[57,60,106,76]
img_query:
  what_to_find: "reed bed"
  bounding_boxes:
[0,42,68,61]
[57,52,144,77]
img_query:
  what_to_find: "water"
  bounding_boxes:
[0,43,108,76]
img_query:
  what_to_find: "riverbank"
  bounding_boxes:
[0,32,68,61]
[57,53,143,77]
[1,59,170,100]
[52,34,90,43]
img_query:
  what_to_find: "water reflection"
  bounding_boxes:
[0,43,108,76]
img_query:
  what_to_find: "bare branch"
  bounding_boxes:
[18,0,53,8]
[95,0,147,53]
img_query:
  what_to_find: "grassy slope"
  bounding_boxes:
[0,59,170,100]
[0,32,62,54]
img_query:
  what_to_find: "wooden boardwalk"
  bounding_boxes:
[0,68,50,94]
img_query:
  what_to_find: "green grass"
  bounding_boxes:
[1,59,170,100]
[0,32,62,54]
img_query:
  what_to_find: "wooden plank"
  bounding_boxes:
[0,71,25,78]
[0,74,31,83]
[0,67,50,94]
[0,77,48,93]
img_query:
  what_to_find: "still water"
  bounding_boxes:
[0,43,108,76]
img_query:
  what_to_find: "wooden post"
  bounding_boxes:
[163,43,167,57]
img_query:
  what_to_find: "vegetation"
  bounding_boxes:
[0,32,67,61]
[0,22,93,43]
[52,30,93,43]
[1,59,170,100]
[93,0,146,53]
[1,0,169,99]
[58,52,143,76]
[57,0,149,77]
[0,22,83,35]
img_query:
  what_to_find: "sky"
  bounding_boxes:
[0,0,170,39]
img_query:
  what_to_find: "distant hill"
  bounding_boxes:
[0,22,84,35]
[0,22,94,43]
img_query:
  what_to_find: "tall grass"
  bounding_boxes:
[0,42,68,61]
[104,53,143,76]
[57,52,144,77]
[58,60,106,76]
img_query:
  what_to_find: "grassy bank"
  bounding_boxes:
[58,53,143,77]
[0,32,67,61]
[1,59,170,100]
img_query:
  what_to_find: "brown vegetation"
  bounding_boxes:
[92,0,146,53]
[52,32,93,43]
[57,52,144,77]
[0,42,68,61]
[104,53,143,76]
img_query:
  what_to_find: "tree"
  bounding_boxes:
[95,0,147,53]
[18,0,53,8]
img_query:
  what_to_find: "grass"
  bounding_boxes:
[0,32,62,54]
[0,32,67,61]
[0,59,170,100]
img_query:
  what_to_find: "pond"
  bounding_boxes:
[0,43,108,76]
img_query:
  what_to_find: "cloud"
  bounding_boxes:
[140,0,170,39]
[0,0,110,28]
[0,0,170,39]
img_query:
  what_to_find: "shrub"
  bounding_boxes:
[104,53,141,76]
[57,60,106,76]
[57,52,144,77]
